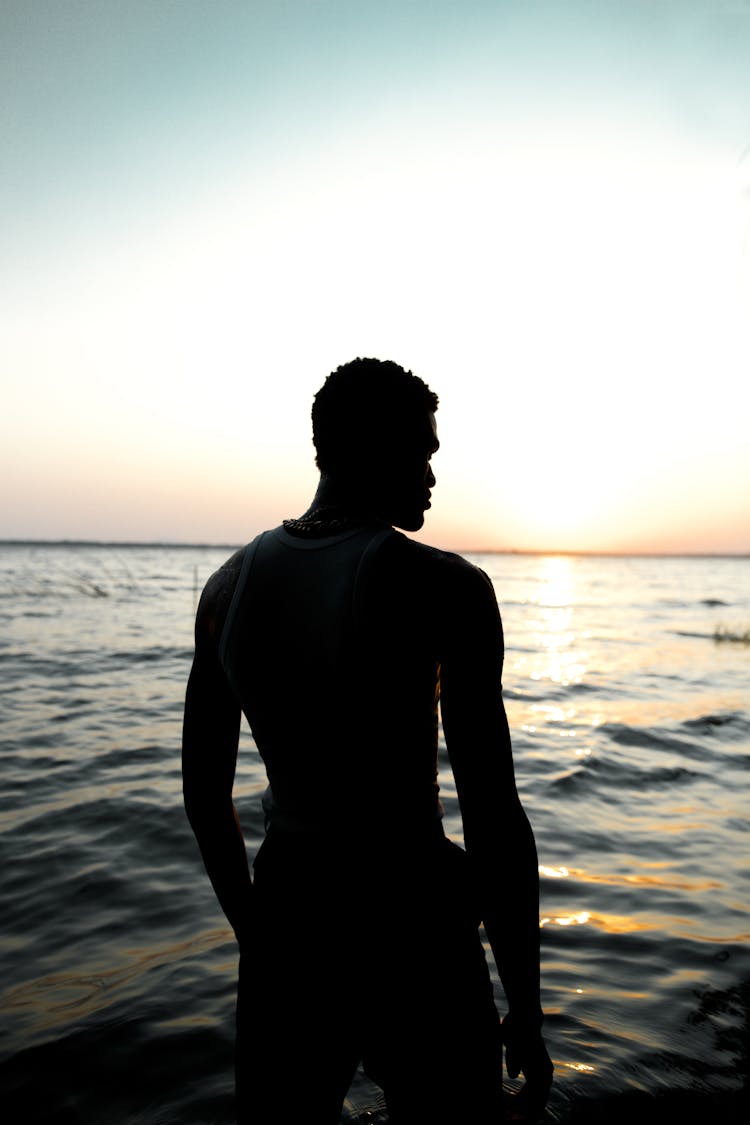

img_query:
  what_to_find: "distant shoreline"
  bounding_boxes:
[1,538,748,559]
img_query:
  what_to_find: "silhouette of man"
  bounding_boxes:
[182,358,552,1123]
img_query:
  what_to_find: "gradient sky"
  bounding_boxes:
[3,1,749,552]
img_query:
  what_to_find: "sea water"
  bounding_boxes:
[0,543,748,1123]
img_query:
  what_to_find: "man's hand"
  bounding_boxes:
[502,1014,553,1122]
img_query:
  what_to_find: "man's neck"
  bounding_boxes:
[303,474,375,520]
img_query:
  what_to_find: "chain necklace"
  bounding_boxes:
[282,506,369,538]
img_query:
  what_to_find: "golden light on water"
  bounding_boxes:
[540,865,722,893]
[524,557,588,687]
[539,910,658,934]
[536,858,730,940]
[541,911,592,928]
[513,557,690,942]
[1,930,229,1038]
[535,556,574,607]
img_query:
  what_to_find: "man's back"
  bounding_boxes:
[215,520,495,836]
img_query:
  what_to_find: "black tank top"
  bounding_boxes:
[218,522,443,834]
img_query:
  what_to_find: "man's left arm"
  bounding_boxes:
[439,561,553,1112]
[182,579,253,945]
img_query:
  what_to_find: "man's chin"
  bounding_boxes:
[394,511,426,533]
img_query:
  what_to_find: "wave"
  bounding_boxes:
[544,758,701,794]
[0,645,193,674]
[600,722,697,755]
[681,711,750,736]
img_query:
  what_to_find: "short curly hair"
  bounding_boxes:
[312,357,439,474]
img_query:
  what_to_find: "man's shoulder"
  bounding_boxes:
[391,531,487,575]
[194,545,248,645]
[388,533,495,600]
[203,545,245,604]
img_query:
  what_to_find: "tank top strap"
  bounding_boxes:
[218,532,266,672]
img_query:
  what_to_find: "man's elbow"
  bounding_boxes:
[183,779,232,829]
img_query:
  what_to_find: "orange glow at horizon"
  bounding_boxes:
[2,4,749,553]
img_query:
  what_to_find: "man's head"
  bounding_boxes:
[312,358,439,531]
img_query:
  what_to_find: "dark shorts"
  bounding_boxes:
[235,825,503,1124]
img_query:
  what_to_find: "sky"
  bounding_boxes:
[2,0,749,553]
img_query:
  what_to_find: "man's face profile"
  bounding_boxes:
[373,409,439,532]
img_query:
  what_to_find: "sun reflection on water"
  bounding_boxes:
[539,909,660,934]
[541,910,592,928]
[535,556,575,609]
[525,556,588,687]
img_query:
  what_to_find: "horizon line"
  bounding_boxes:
[1,537,748,560]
